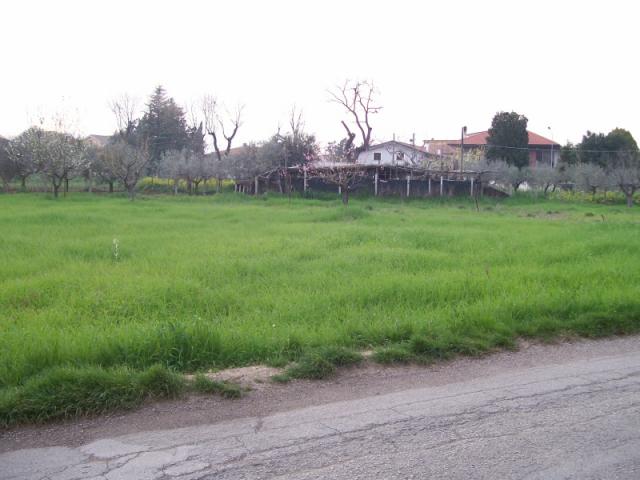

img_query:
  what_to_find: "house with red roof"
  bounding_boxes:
[424,130,561,168]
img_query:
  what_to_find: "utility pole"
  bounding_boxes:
[392,133,396,166]
[547,126,555,168]
[460,126,467,173]
[410,132,416,165]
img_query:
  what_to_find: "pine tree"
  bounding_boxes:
[138,86,188,174]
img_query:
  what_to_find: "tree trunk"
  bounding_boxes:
[187,180,193,195]
[341,187,349,206]
[2,181,9,193]
[21,176,26,191]
[109,181,114,193]
[216,177,221,193]
[64,178,69,195]
[173,179,178,195]
[627,193,634,208]
[128,185,136,201]
[52,180,60,198]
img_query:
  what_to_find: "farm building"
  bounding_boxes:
[355,140,433,167]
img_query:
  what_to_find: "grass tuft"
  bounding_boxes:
[0,365,184,428]
[372,345,414,364]
[191,374,243,399]
[274,347,363,382]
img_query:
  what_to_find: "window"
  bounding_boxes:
[536,150,551,165]
[373,152,381,162]
[396,152,405,162]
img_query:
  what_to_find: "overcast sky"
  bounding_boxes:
[1,0,638,148]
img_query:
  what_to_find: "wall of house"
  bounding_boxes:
[528,147,560,168]
[356,145,427,166]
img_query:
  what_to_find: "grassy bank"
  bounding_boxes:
[1,193,639,424]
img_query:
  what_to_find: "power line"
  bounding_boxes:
[459,144,640,154]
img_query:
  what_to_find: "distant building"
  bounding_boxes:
[84,134,111,148]
[424,130,561,168]
[356,140,433,167]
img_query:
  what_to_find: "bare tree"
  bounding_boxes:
[102,141,149,200]
[201,96,243,161]
[88,144,118,193]
[304,140,368,205]
[109,94,139,141]
[328,80,381,161]
[305,163,369,205]
[301,80,381,205]
[201,95,243,191]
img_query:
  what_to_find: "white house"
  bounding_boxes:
[356,140,431,167]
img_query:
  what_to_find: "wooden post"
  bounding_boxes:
[428,176,432,196]
[255,176,259,196]
[406,174,411,197]
[374,170,379,196]
[470,177,474,197]
[440,176,444,196]
[303,169,308,194]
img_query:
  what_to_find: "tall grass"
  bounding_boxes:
[1,193,639,423]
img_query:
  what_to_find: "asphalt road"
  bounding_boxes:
[2,343,640,480]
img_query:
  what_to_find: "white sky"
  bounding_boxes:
[1,0,639,148]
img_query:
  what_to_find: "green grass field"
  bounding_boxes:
[1,192,640,425]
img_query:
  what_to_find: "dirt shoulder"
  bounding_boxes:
[2,335,640,453]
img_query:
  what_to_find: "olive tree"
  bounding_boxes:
[571,163,611,199]
[609,151,640,207]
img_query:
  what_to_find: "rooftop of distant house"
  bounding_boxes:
[429,130,560,147]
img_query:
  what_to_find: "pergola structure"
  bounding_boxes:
[234,165,509,199]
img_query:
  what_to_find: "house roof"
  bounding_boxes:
[369,140,427,152]
[204,144,251,160]
[85,134,111,147]
[445,130,559,147]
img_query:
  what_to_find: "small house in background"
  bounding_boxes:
[356,140,433,167]
[424,130,561,168]
[84,134,111,148]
